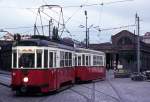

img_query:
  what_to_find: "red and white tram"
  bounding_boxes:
[11,39,75,94]
[75,48,106,81]
[11,37,106,94]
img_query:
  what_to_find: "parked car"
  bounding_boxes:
[144,70,150,80]
[131,72,147,81]
[114,68,130,78]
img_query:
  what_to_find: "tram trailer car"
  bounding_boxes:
[11,39,75,94]
[75,48,106,82]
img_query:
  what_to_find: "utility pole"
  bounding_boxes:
[136,13,140,73]
[85,10,88,48]
[87,28,89,47]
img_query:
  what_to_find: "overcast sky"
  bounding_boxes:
[0,0,150,43]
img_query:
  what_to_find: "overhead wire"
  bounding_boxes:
[96,24,136,32]
[0,0,134,41]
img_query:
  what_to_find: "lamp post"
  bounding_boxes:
[136,13,140,74]
[85,10,88,48]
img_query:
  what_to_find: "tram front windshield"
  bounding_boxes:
[19,53,34,68]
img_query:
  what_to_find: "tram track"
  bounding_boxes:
[68,70,124,102]
[77,83,120,102]
[0,82,10,88]
[0,73,11,88]
[106,70,125,102]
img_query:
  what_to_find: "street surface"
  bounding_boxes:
[0,70,150,102]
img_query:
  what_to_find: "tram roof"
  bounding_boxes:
[13,39,75,51]
[75,47,105,55]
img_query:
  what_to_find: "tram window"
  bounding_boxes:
[78,56,81,66]
[49,52,53,67]
[82,54,85,66]
[75,55,77,66]
[89,56,91,66]
[69,53,72,66]
[99,56,103,65]
[60,51,64,67]
[37,50,42,68]
[44,50,48,68]
[54,52,56,67]
[86,56,89,66]
[65,52,69,66]
[13,51,17,68]
[93,55,97,66]
[19,53,35,68]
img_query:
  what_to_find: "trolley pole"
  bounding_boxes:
[136,13,140,73]
[49,19,53,39]
[34,24,36,35]
[85,10,88,48]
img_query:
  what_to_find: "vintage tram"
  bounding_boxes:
[11,37,106,94]
[11,39,75,94]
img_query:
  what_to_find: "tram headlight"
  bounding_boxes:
[23,77,29,83]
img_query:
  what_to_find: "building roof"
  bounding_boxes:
[89,42,112,53]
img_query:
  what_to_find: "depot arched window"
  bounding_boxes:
[118,37,133,46]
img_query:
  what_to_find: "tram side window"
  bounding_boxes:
[93,55,103,66]
[89,56,91,66]
[49,52,53,67]
[69,53,72,66]
[54,52,56,67]
[60,51,72,67]
[65,52,69,66]
[78,56,81,66]
[75,55,77,66]
[82,54,85,66]
[93,55,97,66]
[60,51,65,67]
[44,50,48,68]
[99,56,103,66]
[13,51,17,68]
[37,50,42,68]
[86,56,89,66]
